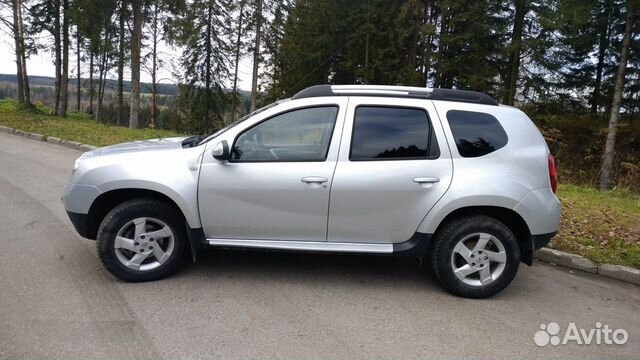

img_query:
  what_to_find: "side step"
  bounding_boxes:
[207,238,393,254]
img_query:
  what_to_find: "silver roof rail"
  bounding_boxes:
[291,85,498,106]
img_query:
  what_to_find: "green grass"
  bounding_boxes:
[1,99,639,268]
[0,99,182,147]
[552,184,640,268]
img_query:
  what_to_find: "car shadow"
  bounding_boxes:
[177,248,443,292]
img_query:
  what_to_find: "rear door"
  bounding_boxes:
[327,97,453,243]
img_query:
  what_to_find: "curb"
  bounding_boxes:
[598,264,640,286]
[0,125,15,134]
[535,248,639,286]
[0,125,98,152]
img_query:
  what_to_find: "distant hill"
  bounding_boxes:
[0,74,251,98]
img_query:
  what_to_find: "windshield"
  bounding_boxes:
[200,98,290,144]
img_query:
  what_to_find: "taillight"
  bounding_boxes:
[548,154,558,193]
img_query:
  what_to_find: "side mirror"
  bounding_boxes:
[212,140,230,161]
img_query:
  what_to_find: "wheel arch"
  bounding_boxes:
[87,188,187,240]
[431,206,533,265]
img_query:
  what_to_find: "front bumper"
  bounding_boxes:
[66,211,91,239]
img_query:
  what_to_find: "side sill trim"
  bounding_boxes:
[207,238,393,253]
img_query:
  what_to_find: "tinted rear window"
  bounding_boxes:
[350,106,439,161]
[447,110,508,157]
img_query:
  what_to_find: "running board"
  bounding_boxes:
[207,238,394,254]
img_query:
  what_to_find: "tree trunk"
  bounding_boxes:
[406,0,419,86]
[421,1,435,86]
[364,0,370,83]
[599,3,635,191]
[13,0,31,107]
[129,0,142,129]
[150,1,159,129]
[54,0,62,114]
[250,0,262,112]
[96,18,114,123]
[11,0,24,104]
[503,0,526,106]
[231,2,245,123]
[434,6,449,88]
[89,50,94,114]
[204,0,213,132]
[96,43,105,122]
[591,0,614,114]
[58,0,69,117]
[118,0,125,126]
[76,27,81,112]
[96,40,104,121]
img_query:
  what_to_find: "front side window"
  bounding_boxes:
[350,106,439,161]
[447,110,508,157]
[231,106,338,162]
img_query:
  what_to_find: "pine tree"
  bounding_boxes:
[503,0,527,105]
[434,0,510,97]
[261,0,289,102]
[173,0,233,133]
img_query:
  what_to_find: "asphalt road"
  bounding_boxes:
[0,131,638,360]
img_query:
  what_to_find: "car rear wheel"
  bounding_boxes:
[431,215,520,298]
[97,199,188,282]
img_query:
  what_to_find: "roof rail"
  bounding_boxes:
[291,85,498,106]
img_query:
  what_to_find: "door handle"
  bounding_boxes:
[413,177,440,184]
[301,176,328,183]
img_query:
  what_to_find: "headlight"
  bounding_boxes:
[72,157,82,174]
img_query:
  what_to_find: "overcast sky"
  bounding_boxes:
[0,35,255,91]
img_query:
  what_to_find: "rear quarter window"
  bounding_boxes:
[446,110,508,157]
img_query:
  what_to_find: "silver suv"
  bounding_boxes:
[63,85,561,298]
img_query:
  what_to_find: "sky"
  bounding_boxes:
[0,33,255,91]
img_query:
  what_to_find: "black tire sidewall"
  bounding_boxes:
[97,199,188,282]
[432,216,520,298]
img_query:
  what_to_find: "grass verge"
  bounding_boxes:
[0,99,182,147]
[1,99,638,268]
[552,184,640,268]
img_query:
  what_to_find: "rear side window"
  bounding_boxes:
[447,110,508,157]
[350,106,439,161]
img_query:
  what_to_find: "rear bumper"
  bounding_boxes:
[513,188,561,235]
[532,231,557,250]
[66,211,91,239]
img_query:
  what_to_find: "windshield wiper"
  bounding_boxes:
[181,135,207,148]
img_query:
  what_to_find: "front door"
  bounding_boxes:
[198,100,347,241]
[327,98,453,243]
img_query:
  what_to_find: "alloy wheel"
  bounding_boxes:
[450,232,507,286]
[114,217,175,271]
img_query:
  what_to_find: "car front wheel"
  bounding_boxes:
[96,199,188,282]
[431,215,520,298]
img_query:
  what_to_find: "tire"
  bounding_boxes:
[96,198,188,282]
[431,215,520,298]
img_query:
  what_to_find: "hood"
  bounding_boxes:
[81,137,189,159]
